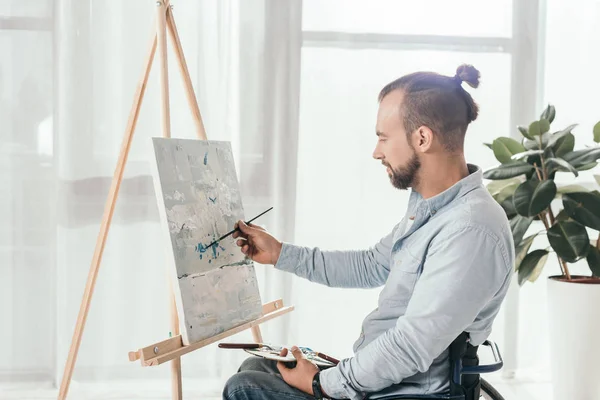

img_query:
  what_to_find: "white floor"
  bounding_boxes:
[0,377,552,400]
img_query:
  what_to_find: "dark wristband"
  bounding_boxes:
[312,371,325,400]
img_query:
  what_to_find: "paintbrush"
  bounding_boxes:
[218,342,280,351]
[204,207,273,249]
[316,352,340,365]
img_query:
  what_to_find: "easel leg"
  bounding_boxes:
[251,326,263,343]
[156,2,183,400]
[156,0,171,139]
[57,30,158,400]
[169,289,183,400]
[166,6,207,140]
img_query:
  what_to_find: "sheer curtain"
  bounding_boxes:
[291,0,600,385]
[4,0,600,395]
[1,0,302,394]
[510,0,600,381]
[0,0,55,383]
[291,0,513,367]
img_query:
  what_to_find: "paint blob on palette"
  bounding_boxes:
[151,138,263,345]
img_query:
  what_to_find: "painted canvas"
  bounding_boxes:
[150,138,263,345]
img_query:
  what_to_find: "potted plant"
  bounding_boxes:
[483,105,600,400]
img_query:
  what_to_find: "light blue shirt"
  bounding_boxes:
[275,164,514,399]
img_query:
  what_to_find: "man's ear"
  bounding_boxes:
[412,126,434,153]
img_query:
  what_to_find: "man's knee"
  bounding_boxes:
[222,371,262,400]
[238,356,275,373]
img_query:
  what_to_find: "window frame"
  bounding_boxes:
[299,0,549,379]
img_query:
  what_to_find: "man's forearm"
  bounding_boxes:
[274,242,389,289]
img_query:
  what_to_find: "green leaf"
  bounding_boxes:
[547,220,590,263]
[540,104,556,123]
[518,250,549,285]
[555,209,570,221]
[483,143,493,150]
[492,137,527,163]
[511,149,544,160]
[557,184,589,194]
[594,175,600,186]
[562,148,600,169]
[545,157,578,177]
[523,138,539,150]
[529,121,543,136]
[594,121,600,143]
[562,192,600,230]
[540,119,551,134]
[483,161,535,180]
[515,234,537,271]
[487,178,522,203]
[524,132,553,150]
[510,215,534,247]
[518,126,534,140]
[513,180,557,217]
[577,162,598,171]
[546,124,578,148]
[553,133,575,157]
[501,197,517,219]
[587,245,600,277]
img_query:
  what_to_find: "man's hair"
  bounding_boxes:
[378,64,480,152]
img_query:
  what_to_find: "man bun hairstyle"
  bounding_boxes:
[379,64,480,152]
[454,64,480,88]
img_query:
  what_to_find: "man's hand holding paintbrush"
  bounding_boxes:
[232,220,282,265]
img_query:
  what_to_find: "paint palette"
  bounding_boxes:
[244,347,336,368]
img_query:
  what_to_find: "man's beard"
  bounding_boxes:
[384,152,421,190]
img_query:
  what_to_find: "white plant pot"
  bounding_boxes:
[547,276,600,400]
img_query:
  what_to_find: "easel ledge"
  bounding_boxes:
[128,299,294,366]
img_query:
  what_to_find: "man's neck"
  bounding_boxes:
[413,155,470,199]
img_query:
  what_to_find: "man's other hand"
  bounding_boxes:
[233,221,282,265]
[277,346,319,396]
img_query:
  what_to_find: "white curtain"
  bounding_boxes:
[4,0,600,395]
[1,0,302,395]
[291,0,600,385]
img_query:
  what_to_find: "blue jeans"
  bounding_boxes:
[223,356,319,400]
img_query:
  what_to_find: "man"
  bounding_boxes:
[223,64,514,400]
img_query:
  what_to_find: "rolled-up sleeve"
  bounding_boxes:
[319,226,512,399]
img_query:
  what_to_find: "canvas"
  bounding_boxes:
[150,137,263,345]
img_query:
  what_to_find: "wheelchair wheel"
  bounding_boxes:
[480,378,505,400]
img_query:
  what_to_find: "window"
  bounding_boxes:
[292,0,535,362]
[543,0,600,174]
[302,0,513,37]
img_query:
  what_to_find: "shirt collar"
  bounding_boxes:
[409,163,483,217]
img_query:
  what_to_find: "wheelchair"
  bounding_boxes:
[368,332,505,400]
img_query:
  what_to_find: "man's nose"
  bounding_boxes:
[372,148,383,160]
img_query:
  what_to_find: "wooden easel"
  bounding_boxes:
[56,2,294,399]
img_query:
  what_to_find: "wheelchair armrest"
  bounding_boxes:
[461,340,503,374]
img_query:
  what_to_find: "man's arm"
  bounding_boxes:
[274,230,394,289]
[233,220,397,289]
[319,225,512,399]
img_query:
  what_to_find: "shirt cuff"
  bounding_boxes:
[273,242,301,272]
[320,365,362,400]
